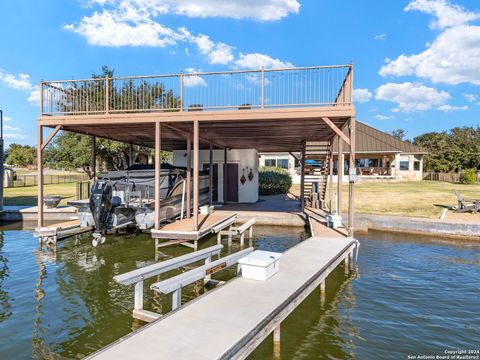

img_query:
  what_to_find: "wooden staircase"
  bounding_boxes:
[303,141,331,209]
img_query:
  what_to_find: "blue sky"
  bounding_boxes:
[1,0,479,146]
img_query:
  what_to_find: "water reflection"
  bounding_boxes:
[0,231,12,322]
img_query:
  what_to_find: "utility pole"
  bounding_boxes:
[0,110,4,211]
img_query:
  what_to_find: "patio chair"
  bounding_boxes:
[453,190,480,213]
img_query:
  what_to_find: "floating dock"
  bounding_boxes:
[87,235,358,360]
[151,212,238,249]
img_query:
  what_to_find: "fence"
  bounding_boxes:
[10,174,89,188]
[76,181,92,200]
[422,172,480,183]
[40,65,353,116]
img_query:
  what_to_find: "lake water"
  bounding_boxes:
[0,224,478,359]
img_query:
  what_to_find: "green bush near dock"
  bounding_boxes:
[459,169,477,184]
[258,166,292,195]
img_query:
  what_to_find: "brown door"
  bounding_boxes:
[224,163,239,202]
[203,163,218,202]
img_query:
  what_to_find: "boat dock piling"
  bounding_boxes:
[114,244,224,322]
[217,217,256,246]
[88,235,359,360]
[35,220,92,246]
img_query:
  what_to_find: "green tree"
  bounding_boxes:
[391,129,407,141]
[6,144,36,167]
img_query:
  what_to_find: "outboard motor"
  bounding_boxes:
[89,180,113,246]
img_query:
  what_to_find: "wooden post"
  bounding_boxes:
[154,122,161,230]
[348,117,356,236]
[91,136,96,180]
[37,124,44,229]
[186,136,192,218]
[128,143,133,167]
[300,141,306,210]
[193,120,199,231]
[320,280,326,307]
[209,143,213,206]
[273,324,281,358]
[337,136,343,216]
[328,143,334,213]
[172,288,181,310]
[223,148,228,205]
[134,281,143,310]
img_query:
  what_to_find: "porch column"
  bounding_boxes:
[193,120,199,231]
[348,117,356,236]
[209,143,213,206]
[128,143,133,167]
[300,141,306,210]
[337,136,344,216]
[91,135,96,180]
[328,141,334,212]
[154,122,161,230]
[223,148,228,205]
[186,136,191,218]
[37,124,44,229]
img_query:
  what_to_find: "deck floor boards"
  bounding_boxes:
[88,236,357,360]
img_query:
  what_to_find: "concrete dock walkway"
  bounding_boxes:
[88,236,358,360]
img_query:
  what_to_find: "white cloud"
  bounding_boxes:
[3,116,12,122]
[234,53,293,69]
[183,68,207,87]
[65,2,293,69]
[353,88,373,103]
[28,88,40,106]
[464,93,477,102]
[88,0,300,21]
[405,0,480,30]
[190,34,234,65]
[3,125,21,131]
[437,104,468,111]
[375,114,393,120]
[374,34,386,41]
[375,82,450,112]
[380,1,480,85]
[0,69,33,91]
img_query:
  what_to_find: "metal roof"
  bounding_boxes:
[332,121,427,155]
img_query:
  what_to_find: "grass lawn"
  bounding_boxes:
[3,183,77,206]
[292,181,480,219]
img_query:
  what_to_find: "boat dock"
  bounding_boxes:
[151,212,238,249]
[87,234,358,360]
[35,220,93,245]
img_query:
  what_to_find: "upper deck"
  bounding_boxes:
[38,65,355,151]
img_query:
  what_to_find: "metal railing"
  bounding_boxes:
[40,65,353,116]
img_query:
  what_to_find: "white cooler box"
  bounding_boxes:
[326,213,342,229]
[238,250,282,281]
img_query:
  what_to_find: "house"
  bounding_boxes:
[259,121,427,183]
[173,149,259,203]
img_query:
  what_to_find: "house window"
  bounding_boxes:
[399,155,410,171]
[265,159,276,167]
[413,156,421,171]
[277,158,289,169]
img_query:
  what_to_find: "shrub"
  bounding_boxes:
[258,166,292,195]
[459,169,477,184]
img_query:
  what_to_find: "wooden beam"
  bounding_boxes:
[38,106,355,126]
[288,152,300,162]
[209,143,213,206]
[186,136,191,219]
[193,121,200,231]
[348,117,356,236]
[328,143,334,212]
[37,125,44,229]
[91,136,96,180]
[40,125,62,151]
[337,137,343,216]
[154,122,161,230]
[223,148,228,205]
[321,117,350,146]
[300,142,306,211]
